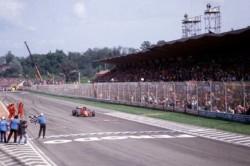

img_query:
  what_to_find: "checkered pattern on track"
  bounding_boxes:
[0,141,56,166]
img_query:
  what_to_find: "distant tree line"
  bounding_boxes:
[0,47,138,82]
[0,40,166,82]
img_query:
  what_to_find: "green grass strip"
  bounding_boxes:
[31,91,250,135]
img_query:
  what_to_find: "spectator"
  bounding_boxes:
[228,106,235,114]
[7,115,20,143]
[235,104,245,114]
[212,106,220,112]
[94,54,249,82]
[0,116,8,143]
[246,106,250,115]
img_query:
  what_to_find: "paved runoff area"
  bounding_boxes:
[0,91,250,166]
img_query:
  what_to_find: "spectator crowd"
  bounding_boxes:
[95,54,249,82]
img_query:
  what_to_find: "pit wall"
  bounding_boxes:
[26,81,250,123]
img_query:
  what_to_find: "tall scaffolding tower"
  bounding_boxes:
[204,3,221,33]
[182,14,202,38]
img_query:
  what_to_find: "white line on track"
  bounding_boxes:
[44,133,196,144]
[28,141,57,166]
[42,130,176,139]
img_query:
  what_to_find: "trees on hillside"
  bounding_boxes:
[0,47,137,82]
[140,41,152,51]
[0,51,22,77]
[0,40,159,81]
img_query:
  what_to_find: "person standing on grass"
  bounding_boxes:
[7,115,20,143]
[37,113,46,139]
[18,120,28,144]
[0,116,8,143]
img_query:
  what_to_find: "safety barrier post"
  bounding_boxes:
[173,82,176,111]
[108,83,110,100]
[186,82,188,112]
[242,81,246,111]
[122,83,125,102]
[209,82,212,112]
[224,82,228,112]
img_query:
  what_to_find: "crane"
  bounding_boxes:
[24,41,43,82]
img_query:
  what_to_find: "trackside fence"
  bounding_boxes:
[27,81,250,123]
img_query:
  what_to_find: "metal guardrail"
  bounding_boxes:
[27,81,250,123]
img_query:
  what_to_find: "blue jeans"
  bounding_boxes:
[18,133,27,144]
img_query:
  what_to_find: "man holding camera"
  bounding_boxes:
[37,113,46,139]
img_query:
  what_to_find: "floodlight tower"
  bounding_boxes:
[204,3,221,33]
[182,14,202,38]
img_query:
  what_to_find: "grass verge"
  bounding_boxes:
[30,91,250,135]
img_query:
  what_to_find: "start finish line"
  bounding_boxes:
[43,134,195,144]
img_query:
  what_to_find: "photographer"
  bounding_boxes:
[18,120,28,144]
[37,113,46,139]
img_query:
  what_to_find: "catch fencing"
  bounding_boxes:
[29,81,250,123]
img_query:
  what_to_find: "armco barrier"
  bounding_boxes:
[186,109,199,115]
[232,114,250,123]
[197,110,250,123]
[216,112,233,120]
[198,110,217,118]
[205,111,217,118]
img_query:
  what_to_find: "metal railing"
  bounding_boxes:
[29,81,250,116]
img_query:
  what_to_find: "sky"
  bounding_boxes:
[0,0,250,57]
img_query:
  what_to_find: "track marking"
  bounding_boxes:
[105,112,250,148]
[44,134,196,144]
[41,130,177,139]
[0,141,56,166]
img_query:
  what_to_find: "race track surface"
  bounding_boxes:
[1,91,250,166]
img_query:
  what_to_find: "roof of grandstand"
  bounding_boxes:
[95,70,110,76]
[100,26,250,65]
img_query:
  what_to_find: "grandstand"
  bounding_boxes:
[95,27,250,82]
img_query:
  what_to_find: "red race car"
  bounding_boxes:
[72,106,95,117]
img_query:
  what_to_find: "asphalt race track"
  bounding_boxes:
[1,91,250,166]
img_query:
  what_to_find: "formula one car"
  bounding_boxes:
[72,106,95,117]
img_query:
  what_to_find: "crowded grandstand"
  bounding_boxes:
[88,27,250,118]
[95,27,250,82]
